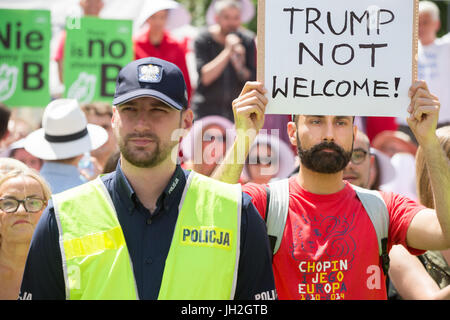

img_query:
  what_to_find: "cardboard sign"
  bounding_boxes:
[257,0,419,117]
[0,9,51,107]
[64,17,133,104]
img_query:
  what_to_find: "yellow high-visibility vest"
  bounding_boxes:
[53,172,241,300]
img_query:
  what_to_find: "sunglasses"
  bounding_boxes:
[203,133,226,143]
[0,197,46,214]
[350,148,369,165]
[248,155,277,166]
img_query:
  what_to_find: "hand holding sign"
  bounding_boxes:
[232,81,268,135]
[407,80,440,146]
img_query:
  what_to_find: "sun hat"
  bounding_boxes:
[135,0,191,31]
[24,99,108,161]
[206,0,255,25]
[372,130,418,156]
[243,133,297,181]
[180,115,235,162]
[113,57,188,110]
[8,138,26,154]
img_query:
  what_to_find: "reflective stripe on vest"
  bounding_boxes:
[53,178,138,300]
[53,172,241,300]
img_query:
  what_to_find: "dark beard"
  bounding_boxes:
[297,136,353,174]
[119,133,176,168]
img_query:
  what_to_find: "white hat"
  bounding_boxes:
[24,99,108,161]
[206,0,255,25]
[370,147,396,186]
[135,0,191,31]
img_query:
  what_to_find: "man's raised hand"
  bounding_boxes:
[232,81,268,136]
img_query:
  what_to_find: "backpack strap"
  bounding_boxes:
[264,180,390,275]
[352,184,390,275]
[264,179,290,255]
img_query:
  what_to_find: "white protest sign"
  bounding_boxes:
[257,0,418,117]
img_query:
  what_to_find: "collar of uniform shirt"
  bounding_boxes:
[113,161,187,216]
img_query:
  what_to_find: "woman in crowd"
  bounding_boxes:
[389,126,450,299]
[7,139,43,171]
[243,133,296,184]
[133,0,192,102]
[181,115,234,177]
[0,165,51,299]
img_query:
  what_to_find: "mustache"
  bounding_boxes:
[308,141,346,155]
[125,132,159,141]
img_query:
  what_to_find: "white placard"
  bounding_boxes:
[258,0,418,117]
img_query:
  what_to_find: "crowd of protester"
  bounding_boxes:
[0,0,449,300]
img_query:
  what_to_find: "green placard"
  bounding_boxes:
[0,9,51,107]
[64,17,133,104]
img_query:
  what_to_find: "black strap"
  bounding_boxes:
[380,237,390,275]
[264,186,277,256]
[264,186,270,223]
[45,127,88,143]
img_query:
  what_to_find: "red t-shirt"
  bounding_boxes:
[133,29,192,104]
[243,177,425,300]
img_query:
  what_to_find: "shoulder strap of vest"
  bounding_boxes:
[352,184,390,275]
[265,179,290,255]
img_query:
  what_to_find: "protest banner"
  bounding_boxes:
[64,17,133,104]
[257,0,419,117]
[0,9,51,107]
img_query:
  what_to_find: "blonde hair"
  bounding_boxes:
[0,167,52,203]
[0,157,28,176]
[415,126,450,208]
[0,166,52,248]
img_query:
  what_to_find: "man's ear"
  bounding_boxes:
[181,108,194,132]
[287,121,298,147]
[368,154,377,189]
[369,154,375,168]
[435,20,441,33]
[111,105,118,129]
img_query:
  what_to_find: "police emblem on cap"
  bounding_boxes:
[138,64,163,83]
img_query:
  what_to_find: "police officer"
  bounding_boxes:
[19,57,275,300]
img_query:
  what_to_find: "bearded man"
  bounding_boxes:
[212,81,450,300]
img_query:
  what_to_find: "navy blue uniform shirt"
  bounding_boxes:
[19,164,276,300]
